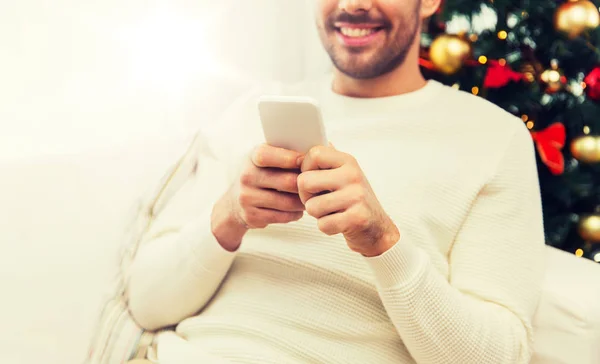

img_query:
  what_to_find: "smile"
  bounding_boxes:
[339,27,378,37]
[334,24,385,47]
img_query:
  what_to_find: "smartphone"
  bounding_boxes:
[258,95,328,154]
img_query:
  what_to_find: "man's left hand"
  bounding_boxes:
[297,145,400,257]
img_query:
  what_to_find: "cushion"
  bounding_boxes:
[531,246,600,364]
[86,132,205,363]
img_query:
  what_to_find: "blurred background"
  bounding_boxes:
[1,0,600,363]
[0,1,330,363]
[421,0,600,262]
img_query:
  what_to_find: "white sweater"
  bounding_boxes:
[127,76,546,364]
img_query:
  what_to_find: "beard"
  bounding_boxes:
[318,7,420,80]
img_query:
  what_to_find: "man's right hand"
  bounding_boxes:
[211,144,305,251]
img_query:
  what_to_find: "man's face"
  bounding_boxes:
[316,0,422,79]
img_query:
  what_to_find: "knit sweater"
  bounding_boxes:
[126,76,546,364]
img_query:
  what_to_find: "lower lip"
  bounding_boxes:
[336,29,383,47]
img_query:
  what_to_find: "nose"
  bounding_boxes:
[338,0,373,14]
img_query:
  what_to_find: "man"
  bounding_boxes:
[126,0,546,363]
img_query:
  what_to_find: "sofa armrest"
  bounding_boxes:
[531,246,600,364]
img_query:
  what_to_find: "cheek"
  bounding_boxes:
[379,0,407,16]
[380,2,417,31]
[315,0,335,27]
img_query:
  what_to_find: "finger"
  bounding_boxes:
[239,188,305,212]
[262,209,304,224]
[244,207,303,228]
[305,189,352,219]
[252,144,303,169]
[240,162,299,193]
[300,145,348,173]
[254,168,299,193]
[316,212,345,236]
[298,188,314,206]
[297,169,345,195]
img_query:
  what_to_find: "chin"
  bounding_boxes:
[333,54,380,79]
[338,68,380,80]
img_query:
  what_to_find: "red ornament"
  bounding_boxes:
[483,60,524,88]
[530,122,566,175]
[419,57,436,71]
[584,66,600,101]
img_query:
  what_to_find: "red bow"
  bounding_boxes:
[530,122,566,175]
[484,60,524,88]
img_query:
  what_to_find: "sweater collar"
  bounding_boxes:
[317,74,445,121]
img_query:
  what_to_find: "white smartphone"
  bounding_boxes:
[258,95,328,154]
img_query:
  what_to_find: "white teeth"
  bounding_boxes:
[340,27,376,38]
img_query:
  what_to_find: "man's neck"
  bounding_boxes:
[331,46,427,98]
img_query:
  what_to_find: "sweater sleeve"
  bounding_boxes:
[126,84,271,331]
[127,208,237,331]
[126,132,240,330]
[365,124,546,364]
[126,131,240,331]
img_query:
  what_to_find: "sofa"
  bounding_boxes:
[1,132,599,364]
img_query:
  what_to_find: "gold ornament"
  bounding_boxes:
[578,214,600,242]
[520,63,537,83]
[429,34,472,75]
[554,0,600,38]
[571,135,600,163]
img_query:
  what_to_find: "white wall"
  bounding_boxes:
[0,0,330,162]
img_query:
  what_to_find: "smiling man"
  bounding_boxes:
[125,1,546,363]
[319,0,420,82]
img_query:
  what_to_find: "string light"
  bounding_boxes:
[472,86,480,95]
[584,126,591,134]
[575,249,584,257]
[469,34,478,42]
[541,70,561,83]
[499,59,507,66]
[526,121,535,129]
[521,114,529,121]
[498,30,508,40]
[478,56,488,64]
[569,80,585,96]
[594,252,600,262]
[452,83,460,89]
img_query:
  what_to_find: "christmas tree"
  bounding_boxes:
[421,0,600,262]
